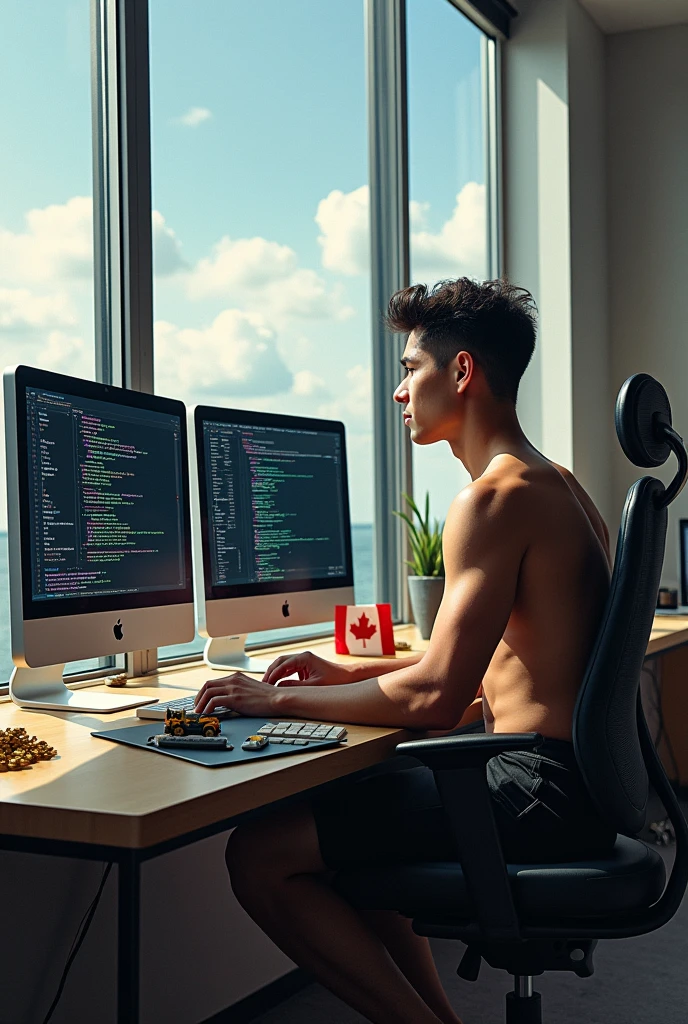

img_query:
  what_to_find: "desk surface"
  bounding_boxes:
[0,628,423,850]
[1,617,687,852]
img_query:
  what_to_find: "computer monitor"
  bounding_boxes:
[4,365,195,712]
[191,405,355,671]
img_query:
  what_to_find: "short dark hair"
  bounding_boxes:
[386,277,537,402]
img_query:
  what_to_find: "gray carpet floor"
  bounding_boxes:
[252,837,685,1024]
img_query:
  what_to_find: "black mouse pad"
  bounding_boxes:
[91,717,343,767]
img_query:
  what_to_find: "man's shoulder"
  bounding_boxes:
[446,469,529,537]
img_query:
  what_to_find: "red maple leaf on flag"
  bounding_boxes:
[350,612,377,648]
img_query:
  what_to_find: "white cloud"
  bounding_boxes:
[411,181,487,279]
[316,186,370,276]
[152,210,187,276]
[154,308,293,401]
[185,235,351,323]
[292,370,329,399]
[176,106,213,128]
[0,288,77,331]
[314,364,372,431]
[314,182,487,282]
[35,330,92,379]
[188,236,297,297]
[0,196,93,284]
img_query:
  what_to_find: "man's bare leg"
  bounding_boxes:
[361,910,462,1024]
[226,803,463,1024]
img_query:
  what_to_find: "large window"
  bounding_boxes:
[149,0,373,657]
[0,0,504,677]
[407,0,492,524]
[0,1,99,681]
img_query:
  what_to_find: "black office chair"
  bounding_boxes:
[336,374,688,1023]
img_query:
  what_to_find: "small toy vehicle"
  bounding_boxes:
[164,708,221,738]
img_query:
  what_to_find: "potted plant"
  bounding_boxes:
[393,492,445,640]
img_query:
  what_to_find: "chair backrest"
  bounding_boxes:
[573,374,687,835]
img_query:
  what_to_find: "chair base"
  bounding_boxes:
[456,939,596,980]
[506,990,542,1024]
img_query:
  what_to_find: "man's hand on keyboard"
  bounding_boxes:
[261,651,358,688]
[194,672,282,717]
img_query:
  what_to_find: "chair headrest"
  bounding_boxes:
[615,374,672,468]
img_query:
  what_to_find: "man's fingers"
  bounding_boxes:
[261,655,291,684]
[263,654,306,685]
[195,684,232,711]
[204,694,237,714]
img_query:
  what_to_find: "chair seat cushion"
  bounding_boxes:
[335,835,665,921]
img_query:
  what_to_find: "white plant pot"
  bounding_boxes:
[407,575,445,640]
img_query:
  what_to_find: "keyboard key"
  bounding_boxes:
[281,738,295,745]
[269,737,284,744]
[326,727,347,741]
[294,739,309,746]
[286,724,304,735]
[258,725,275,735]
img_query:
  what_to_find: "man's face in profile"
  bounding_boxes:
[393,329,463,446]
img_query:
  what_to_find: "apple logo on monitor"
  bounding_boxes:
[282,600,290,618]
[113,619,124,640]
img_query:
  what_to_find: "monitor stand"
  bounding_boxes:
[10,665,156,713]
[204,635,272,674]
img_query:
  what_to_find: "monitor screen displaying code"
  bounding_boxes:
[202,419,348,587]
[26,386,186,601]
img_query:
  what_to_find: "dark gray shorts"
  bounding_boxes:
[312,737,616,869]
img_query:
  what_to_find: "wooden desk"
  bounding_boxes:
[1,617,685,1021]
[0,627,421,1023]
[647,614,688,657]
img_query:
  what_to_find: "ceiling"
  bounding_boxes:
[577,0,688,33]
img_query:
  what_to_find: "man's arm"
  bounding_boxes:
[261,481,527,728]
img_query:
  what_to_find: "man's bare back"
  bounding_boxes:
[477,453,611,741]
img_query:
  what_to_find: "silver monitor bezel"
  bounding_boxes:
[190,404,356,639]
[4,365,195,668]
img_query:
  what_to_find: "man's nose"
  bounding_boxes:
[393,382,408,405]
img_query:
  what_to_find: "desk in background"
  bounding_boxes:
[646,615,688,786]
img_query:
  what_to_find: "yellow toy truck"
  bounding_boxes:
[164,708,221,738]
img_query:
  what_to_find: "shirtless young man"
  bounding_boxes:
[194,278,615,1024]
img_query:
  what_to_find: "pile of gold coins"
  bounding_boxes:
[0,727,57,772]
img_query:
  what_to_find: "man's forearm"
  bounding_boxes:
[274,663,456,729]
[346,653,422,683]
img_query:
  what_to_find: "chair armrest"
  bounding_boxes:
[393,733,543,941]
[396,732,543,770]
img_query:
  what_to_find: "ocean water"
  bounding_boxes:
[0,524,374,683]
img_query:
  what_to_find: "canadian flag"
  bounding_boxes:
[334,603,395,657]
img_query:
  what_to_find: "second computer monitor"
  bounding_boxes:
[191,405,355,671]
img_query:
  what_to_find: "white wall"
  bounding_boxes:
[607,24,688,587]
[505,0,612,525]
[507,1,688,577]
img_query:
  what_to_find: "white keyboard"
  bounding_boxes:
[257,722,347,744]
[136,695,235,720]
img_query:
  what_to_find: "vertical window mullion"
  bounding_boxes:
[484,35,503,279]
[92,0,157,675]
[367,0,412,623]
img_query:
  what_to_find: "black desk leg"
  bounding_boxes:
[118,850,141,1024]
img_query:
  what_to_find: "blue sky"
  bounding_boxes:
[0,0,487,530]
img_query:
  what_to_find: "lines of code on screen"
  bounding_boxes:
[203,420,348,587]
[26,388,186,601]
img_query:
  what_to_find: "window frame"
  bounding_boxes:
[87,0,509,672]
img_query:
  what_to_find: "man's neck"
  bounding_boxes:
[448,402,535,481]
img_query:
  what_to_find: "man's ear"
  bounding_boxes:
[455,351,474,393]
